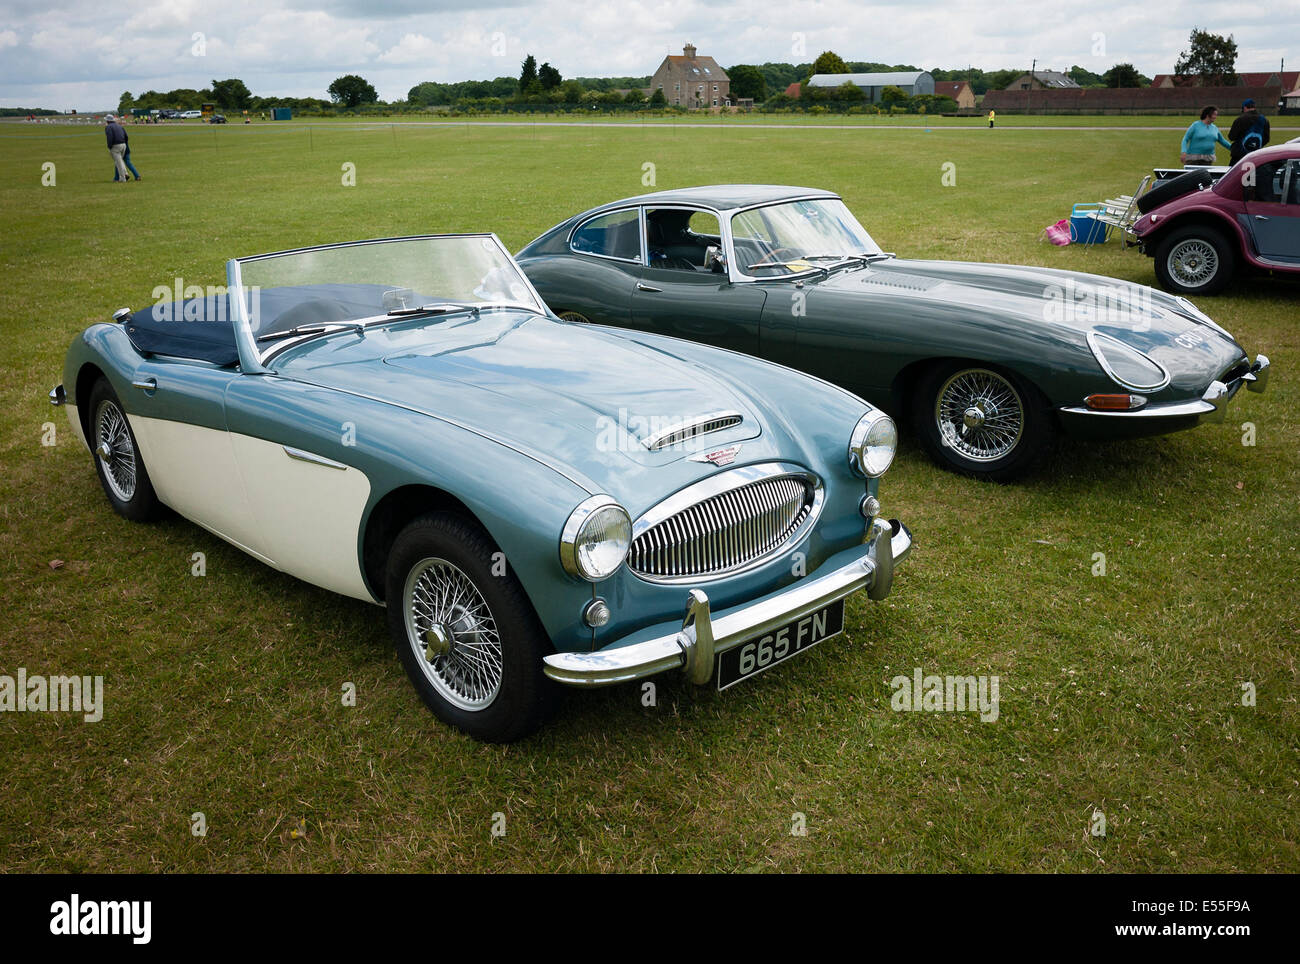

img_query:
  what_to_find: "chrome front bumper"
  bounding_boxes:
[543,517,912,688]
[1057,353,1269,422]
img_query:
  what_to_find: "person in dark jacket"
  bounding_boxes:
[1228,99,1271,165]
[104,115,130,183]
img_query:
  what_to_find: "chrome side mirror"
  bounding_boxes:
[704,245,726,273]
[111,307,132,323]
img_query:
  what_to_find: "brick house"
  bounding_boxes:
[934,81,975,109]
[1006,69,1080,90]
[1153,71,1299,90]
[648,43,731,108]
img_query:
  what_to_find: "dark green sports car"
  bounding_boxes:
[516,185,1270,481]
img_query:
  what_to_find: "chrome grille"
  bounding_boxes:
[629,470,818,581]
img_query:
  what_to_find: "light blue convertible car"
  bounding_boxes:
[52,234,911,741]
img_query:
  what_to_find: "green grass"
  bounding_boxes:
[0,119,1296,872]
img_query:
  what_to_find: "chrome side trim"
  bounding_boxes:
[282,445,348,470]
[640,410,743,450]
[543,518,912,687]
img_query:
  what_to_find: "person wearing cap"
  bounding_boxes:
[1228,98,1270,165]
[104,115,130,183]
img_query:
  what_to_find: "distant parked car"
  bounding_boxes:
[178,110,201,119]
[50,234,911,741]
[1132,143,1300,295]
[517,186,1270,481]
[209,114,227,124]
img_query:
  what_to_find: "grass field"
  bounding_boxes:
[1,118,1296,872]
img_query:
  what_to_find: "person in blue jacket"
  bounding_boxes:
[1180,106,1231,165]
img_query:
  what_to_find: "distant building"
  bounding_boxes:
[934,81,976,109]
[805,70,934,103]
[784,82,802,98]
[1007,69,1080,90]
[648,43,731,108]
[1152,70,1299,91]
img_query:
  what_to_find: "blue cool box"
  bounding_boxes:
[1070,204,1108,244]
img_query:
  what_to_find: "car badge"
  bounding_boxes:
[690,444,742,466]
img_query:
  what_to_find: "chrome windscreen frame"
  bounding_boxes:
[628,461,825,585]
[226,233,549,374]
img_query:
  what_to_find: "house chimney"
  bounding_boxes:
[683,43,696,59]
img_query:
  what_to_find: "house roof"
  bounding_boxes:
[934,81,970,96]
[659,54,729,80]
[1024,70,1079,88]
[784,82,801,98]
[807,71,929,88]
[1153,71,1299,89]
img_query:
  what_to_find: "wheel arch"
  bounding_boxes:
[361,484,489,603]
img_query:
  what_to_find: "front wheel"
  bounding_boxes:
[87,377,164,521]
[556,310,592,324]
[385,512,554,742]
[1153,226,1235,295]
[912,363,1055,482]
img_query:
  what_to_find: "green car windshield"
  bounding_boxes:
[231,235,544,358]
[730,198,882,277]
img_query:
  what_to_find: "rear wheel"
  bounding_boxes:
[1153,225,1235,295]
[87,377,163,521]
[912,363,1054,482]
[386,512,554,742]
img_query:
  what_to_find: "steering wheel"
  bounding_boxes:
[747,246,802,268]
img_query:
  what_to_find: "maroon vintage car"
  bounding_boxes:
[1132,142,1300,295]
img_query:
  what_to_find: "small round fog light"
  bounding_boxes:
[583,598,611,628]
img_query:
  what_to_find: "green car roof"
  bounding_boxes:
[591,184,839,213]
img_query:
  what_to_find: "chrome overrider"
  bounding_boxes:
[543,515,911,687]
[1057,354,1269,421]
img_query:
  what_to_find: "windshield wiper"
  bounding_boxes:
[386,302,481,317]
[256,322,365,343]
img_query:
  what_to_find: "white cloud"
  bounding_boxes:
[1,1,1296,111]
[378,33,437,65]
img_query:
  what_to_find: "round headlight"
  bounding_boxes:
[848,411,897,478]
[560,496,631,582]
[1087,331,1170,392]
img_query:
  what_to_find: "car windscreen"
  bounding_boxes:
[232,235,543,345]
[730,198,881,277]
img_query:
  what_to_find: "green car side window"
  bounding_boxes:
[571,210,641,262]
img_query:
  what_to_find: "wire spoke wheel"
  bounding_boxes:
[402,557,503,711]
[557,311,591,323]
[94,398,138,501]
[1168,238,1218,288]
[935,368,1025,463]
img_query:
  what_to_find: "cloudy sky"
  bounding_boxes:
[0,1,1292,110]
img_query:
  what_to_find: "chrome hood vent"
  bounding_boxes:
[641,411,743,451]
[628,463,823,583]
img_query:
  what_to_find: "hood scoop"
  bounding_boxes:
[641,411,744,451]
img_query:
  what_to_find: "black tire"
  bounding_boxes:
[87,377,164,521]
[1136,168,1215,214]
[911,362,1055,483]
[1152,225,1236,296]
[385,512,555,742]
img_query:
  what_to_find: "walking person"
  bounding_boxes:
[987,108,995,129]
[104,115,130,183]
[1228,98,1270,165]
[1179,105,1231,166]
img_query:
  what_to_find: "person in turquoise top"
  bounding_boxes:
[1180,106,1231,165]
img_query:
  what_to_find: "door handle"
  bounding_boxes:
[636,282,663,292]
[131,378,157,393]
[1254,215,1270,221]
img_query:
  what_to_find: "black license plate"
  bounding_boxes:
[715,600,846,690]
